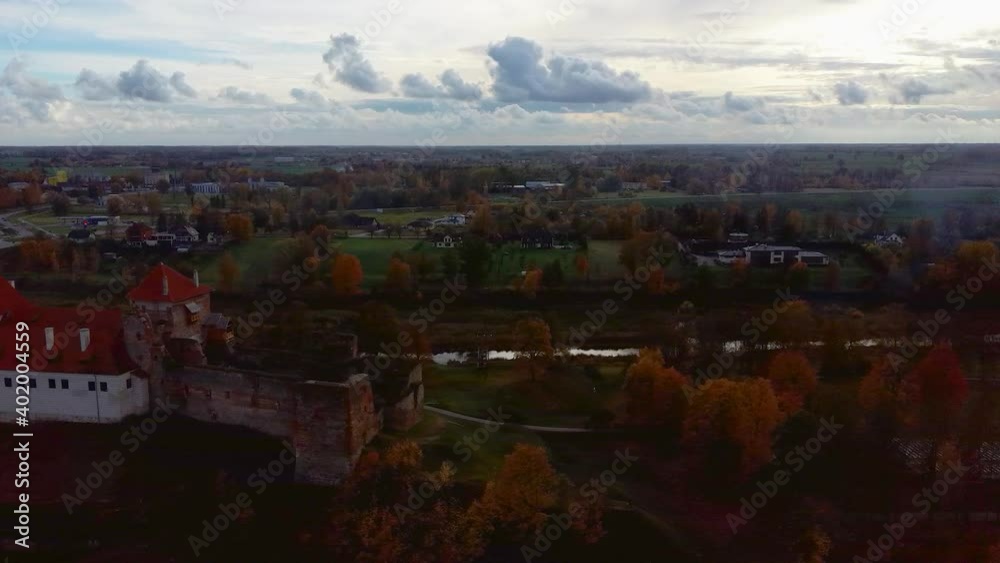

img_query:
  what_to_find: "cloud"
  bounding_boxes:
[399,69,483,101]
[2,59,63,102]
[486,37,652,104]
[440,69,482,101]
[722,91,762,112]
[893,78,953,104]
[74,68,117,101]
[218,86,273,105]
[322,33,391,93]
[116,60,174,102]
[833,81,869,105]
[290,87,332,108]
[170,72,197,98]
[72,60,199,103]
[1,59,64,121]
[221,58,253,70]
[399,73,441,98]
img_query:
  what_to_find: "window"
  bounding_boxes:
[3,378,11,388]
[29,378,36,388]
[88,381,96,391]
[48,379,56,389]
[99,382,108,392]
[126,377,132,389]
[61,379,69,390]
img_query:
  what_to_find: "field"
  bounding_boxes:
[190,236,628,289]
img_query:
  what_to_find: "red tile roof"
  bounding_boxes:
[0,277,136,375]
[128,264,211,303]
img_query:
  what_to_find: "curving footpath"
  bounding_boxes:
[424,405,613,434]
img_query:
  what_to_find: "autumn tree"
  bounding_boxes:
[519,267,542,298]
[574,253,590,279]
[684,378,782,477]
[332,253,364,295]
[772,300,814,348]
[384,257,413,293]
[729,258,748,287]
[794,526,831,563]
[899,344,969,473]
[513,318,553,381]
[106,195,124,216]
[224,213,255,242]
[824,261,842,291]
[218,252,240,291]
[473,444,559,539]
[618,230,675,274]
[623,348,690,433]
[766,350,819,416]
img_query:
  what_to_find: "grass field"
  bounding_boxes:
[423,362,627,427]
[189,235,628,289]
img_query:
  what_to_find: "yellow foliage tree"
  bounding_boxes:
[684,378,782,476]
[474,444,558,538]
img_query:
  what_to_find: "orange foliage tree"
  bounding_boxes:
[473,444,559,539]
[384,257,413,293]
[684,378,783,476]
[623,348,690,431]
[332,253,364,295]
[519,267,542,298]
[574,253,589,279]
[899,344,969,472]
[224,213,255,242]
[765,350,818,416]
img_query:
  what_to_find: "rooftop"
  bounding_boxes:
[128,264,211,303]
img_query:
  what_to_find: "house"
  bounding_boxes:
[125,222,155,247]
[728,232,750,244]
[248,177,287,191]
[431,233,462,249]
[7,182,29,191]
[144,171,171,188]
[153,232,176,246]
[432,214,467,227]
[406,219,433,231]
[874,233,905,247]
[171,225,200,245]
[743,244,829,267]
[521,228,554,249]
[340,213,380,230]
[0,277,147,423]
[67,228,96,244]
[524,181,564,191]
[187,182,222,194]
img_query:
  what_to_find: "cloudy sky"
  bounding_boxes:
[0,0,998,145]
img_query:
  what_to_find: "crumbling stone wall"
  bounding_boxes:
[151,367,381,485]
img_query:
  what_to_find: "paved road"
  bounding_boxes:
[424,405,605,434]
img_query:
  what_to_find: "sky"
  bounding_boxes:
[0,0,998,146]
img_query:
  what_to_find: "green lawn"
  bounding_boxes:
[423,363,625,427]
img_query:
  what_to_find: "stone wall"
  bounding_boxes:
[151,367,381,485]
